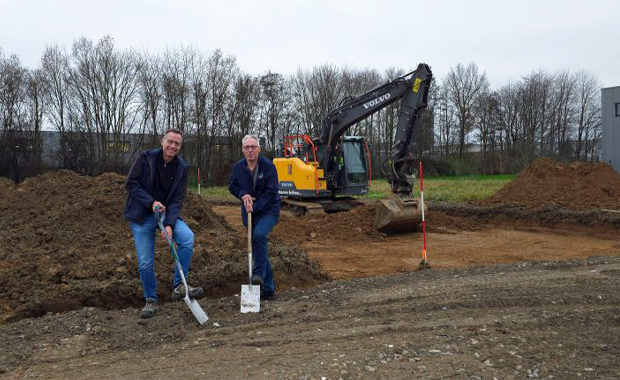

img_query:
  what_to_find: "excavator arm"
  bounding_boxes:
[313,63,432,196]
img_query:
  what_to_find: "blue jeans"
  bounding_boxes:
[130,215,194,302]
[251,213,278,294]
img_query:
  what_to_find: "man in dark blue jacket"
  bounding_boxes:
[229,134,281,300]
[125,128,203,319]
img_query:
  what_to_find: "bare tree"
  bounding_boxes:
[135,51,163,151]
[187,50,208,170]
[435,84,457,157]
[160,46,196,137]
[0,53,36,181]
[444,63,489,157]
[573,70,601,161]
[68,36,140,174]
[26,68,45,170]
[257,72,292,155]
[203,49,238,184]
[229,74,260,137]
[474,91,502,173]
[219,73,261,171]
[291,65,343,138]
[515,70,553,164]
[40,44,85,169]
[549,71,576,159]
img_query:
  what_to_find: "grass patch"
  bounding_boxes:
[190,174,516,204]
[364,175,515,203]
[189,185,236,202]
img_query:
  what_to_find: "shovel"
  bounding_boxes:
[155,211,209,325]
[240,212,260,313]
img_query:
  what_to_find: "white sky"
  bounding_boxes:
[1,0,619,89]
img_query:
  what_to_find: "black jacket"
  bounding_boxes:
[124,148,189,227]
[228,154,281,227]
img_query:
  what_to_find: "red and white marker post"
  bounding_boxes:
[419,161,429,268]
[197,167,201,195]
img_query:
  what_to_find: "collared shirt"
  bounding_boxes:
[152,150,178,211]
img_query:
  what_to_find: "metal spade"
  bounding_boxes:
[240,212,260,313]
[155,211,209,324]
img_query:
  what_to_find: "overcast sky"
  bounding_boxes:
[1,0,618,89]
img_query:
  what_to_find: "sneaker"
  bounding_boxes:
[172,283,204,300]
[140,298,157,319]
[251,276,264,287]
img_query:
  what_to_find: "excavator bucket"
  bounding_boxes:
[373,197,425,233]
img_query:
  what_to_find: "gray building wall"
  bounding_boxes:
[602,86,620,172]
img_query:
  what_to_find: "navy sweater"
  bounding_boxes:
[228,155,281,226]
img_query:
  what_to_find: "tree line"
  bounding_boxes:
[0,36,602,183]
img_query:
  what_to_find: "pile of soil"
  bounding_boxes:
[273,204,387,244]
[482,158,620,210]
[0,170,326,323]
[273,203,481,244]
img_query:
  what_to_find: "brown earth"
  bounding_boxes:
[0,170,326,323]
[480,157,620,210]
[1,159,620,379]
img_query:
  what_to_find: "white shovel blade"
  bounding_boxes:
[240,284,261,313]
[184,296,209,324]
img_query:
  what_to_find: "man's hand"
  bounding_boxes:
[161,226,173,241]
[153,201,166,213]
[241,194,253,213]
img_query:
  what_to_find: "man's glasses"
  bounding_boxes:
[243,145,259,150]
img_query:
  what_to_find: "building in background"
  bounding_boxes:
[602,86,620,172]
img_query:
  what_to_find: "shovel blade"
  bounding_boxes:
[184,296,209,325]
[240,284,261,313]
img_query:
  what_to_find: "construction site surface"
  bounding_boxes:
[1,157,619,379]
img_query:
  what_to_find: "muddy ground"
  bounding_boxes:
[1,158,620,379]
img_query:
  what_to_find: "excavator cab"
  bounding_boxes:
[328,137,369,196]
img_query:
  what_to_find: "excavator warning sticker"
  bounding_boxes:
[412,78,421,93]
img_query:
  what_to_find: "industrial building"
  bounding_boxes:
[602,86,620,172]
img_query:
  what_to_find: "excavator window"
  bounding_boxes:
[342,140,368,186]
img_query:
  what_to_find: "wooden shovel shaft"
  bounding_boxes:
[248,212,252,285]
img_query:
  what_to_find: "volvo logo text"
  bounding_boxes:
[363,93,391,109]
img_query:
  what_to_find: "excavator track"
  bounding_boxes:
[281,197,424,234]
[281,197,362,216]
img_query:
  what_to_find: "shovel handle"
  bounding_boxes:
[247,212,252,285]
[154,210,189,298]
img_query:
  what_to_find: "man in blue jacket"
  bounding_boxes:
[229,134,281,300]
[125,128,203,319]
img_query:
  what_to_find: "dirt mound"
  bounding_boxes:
[482,158,620,210]
[272,203,480,244]
[0,170,326,323]
[273,204,387,244]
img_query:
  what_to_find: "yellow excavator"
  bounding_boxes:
[273,63,433,232]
